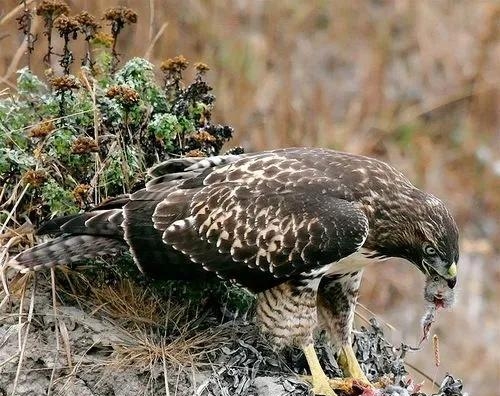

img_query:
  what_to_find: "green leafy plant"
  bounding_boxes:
[0,3,238,236]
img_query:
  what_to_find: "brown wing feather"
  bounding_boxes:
[150,153,369,290]
[9,148,374,291]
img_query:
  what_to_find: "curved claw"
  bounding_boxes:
[311,377,338,396]
[338,344,370,384]
[301,344,338,395]
[328,378,375,392]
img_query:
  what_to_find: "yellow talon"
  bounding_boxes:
[300,343,375,395]
[338,344,370,384]
[302,343,337,395]
[301,376,372,394]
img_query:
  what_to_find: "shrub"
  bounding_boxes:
[0,3,238,234]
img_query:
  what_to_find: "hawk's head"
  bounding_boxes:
[415,199,459,309]
[410,195,459,305]
[370,192,459,308]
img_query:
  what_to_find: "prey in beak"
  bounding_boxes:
[418,272,456,346]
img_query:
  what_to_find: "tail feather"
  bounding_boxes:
[36,214,78,235]
[61,209,124,236]
[6,235,126,273]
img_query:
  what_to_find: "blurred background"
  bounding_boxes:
[1,1,498,394]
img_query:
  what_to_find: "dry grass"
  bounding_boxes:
[0,271,36,396]
[0,265,228,395]
[57,267,226,348]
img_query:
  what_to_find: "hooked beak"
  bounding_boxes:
[446,262,457,289]
[421,257,458,287]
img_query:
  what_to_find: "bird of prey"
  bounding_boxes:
[6,148,459,395]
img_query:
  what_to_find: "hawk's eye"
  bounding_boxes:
[423,244,437,256]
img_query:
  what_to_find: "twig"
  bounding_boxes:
[404,360,439,389]
[57,340,101,395]
[0,351,20,369]
[5,110,94,135]
[144,22,168,60]
[47,267,60,396]
[0,0,34,26]
[16,275,29,350]
[0,236,25,298]
[0,184,30,235]
[11,273,35,396]
[432,334,440,391]
[356,302,396,331]
[58,320,73,369]
[161,341,171,396]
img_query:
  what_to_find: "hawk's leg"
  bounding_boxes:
[255,279,337,395]
[317,271,370,384]
[338,344,368,382]
[302,343,337,396]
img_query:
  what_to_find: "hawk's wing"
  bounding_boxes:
[127,152,369,291]
[8,151,370,292]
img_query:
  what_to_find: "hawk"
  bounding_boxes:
[7,148,459,395]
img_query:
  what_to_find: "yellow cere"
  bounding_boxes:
[448,262,457,277]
